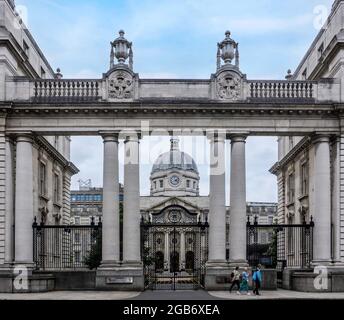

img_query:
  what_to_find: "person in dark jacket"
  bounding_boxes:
[229,266,241,293]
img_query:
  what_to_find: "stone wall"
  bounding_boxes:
[339,134,344,261]
[0,133,5,264]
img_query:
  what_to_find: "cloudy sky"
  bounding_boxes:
[17,0,333,203]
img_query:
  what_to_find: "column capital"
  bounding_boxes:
[312,134,331,145]
[229,133,248,143]
[206,130,227,143]
[100,131,119,143]
[16,133,34,144]
[122,130,142,143]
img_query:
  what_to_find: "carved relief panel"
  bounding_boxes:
[215,71,243,101]
[107,70,135,101]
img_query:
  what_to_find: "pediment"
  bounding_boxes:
[146,196,201,213]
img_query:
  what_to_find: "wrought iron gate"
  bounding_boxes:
[246,216,314,287]
[141,219,209,290]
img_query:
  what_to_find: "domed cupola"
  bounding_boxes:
[150,138,200,196]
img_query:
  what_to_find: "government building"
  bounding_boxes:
[1,0,344,293]
[70,139,277,276]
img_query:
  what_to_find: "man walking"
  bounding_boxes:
[252,264,262,296]
[229,266,241,293]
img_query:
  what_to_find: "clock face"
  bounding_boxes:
[169,175,180,187]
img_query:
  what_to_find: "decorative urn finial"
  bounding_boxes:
[110,30,133,70]
[217,31,239,71]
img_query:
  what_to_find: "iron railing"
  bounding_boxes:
[33,217,102,271]
[246,216,314,270]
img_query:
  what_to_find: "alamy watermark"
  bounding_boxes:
[13,265,29,291]
[313,266,329,290]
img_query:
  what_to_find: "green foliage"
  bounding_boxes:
[84,229,102,270]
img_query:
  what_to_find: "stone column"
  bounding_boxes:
[5,137,14,264]
[164,232,170,270]
[101,133,120,265]
[14,135,34,265]
[229,134,247,265]
[313,135,332,264]
[208,133,226,263]
[123,133,141,265]
[180,231,185,270]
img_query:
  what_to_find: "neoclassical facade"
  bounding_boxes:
[1,0,344,292]
[0,0,78,269]
[271,0,344,270]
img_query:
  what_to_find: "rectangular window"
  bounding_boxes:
[288,137,294,150]
[186,180,190,188]
[74,233,80,243]
[75,251,80,263]
[301,162,309,196]
[302,68,307,80]
[53,173,61,203]
[75,217,80,225]
[318,42,324,59]
[268,216,274,224]
[159,180,163,188]
[287,172,295,204]
[23,40,29,56]
[193,181,196,189]
[41,67,46,79]
[39,162,46,196]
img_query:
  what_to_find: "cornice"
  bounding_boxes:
[269,136,312,175]
[6,101,339,117]
[34,135,79,175]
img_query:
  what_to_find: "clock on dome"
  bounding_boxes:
[169,175,180,187]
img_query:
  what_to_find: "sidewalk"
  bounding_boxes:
[208,289,344,300]
[0,291,141,300]
[0,289,344,300]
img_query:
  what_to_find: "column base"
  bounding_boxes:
[0,265,54,293]
[228,259,249,268]
[96,261,144,291]
[311,259,334,267]
[205,260,230,291]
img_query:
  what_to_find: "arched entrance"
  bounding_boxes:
[155,251,164,272]
[141,206,209,290]
[170,251,179,273]
[185,251,195,272]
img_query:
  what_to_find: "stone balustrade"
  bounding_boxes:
[4,76,341,103]
[33,79,102,102]
[247,80,317,101]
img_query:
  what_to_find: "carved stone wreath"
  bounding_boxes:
[216,71,242,101]
[108,70,133,99]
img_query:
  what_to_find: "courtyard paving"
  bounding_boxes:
[0,289,344,300]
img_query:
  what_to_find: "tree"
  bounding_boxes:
[84,228,102,270]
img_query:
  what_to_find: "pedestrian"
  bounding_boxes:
[238,267,250,295]
[229,266,241,293]
[252,264,262,296]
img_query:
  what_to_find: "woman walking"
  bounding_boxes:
[238,267,250,295]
